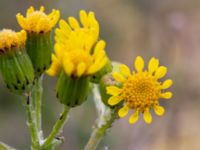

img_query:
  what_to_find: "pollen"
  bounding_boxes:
[106,56,173,124]
[121,72,161,111]
[16,6,60,33]
[0,29,26,53]
[47,10,107,77]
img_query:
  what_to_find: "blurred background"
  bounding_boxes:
[0,0,200,150]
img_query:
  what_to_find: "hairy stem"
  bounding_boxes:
[84,109,117,150]
[84,84,118,150]
[23,94,39,149]
[33,77,43,134]
[42,105,70,148]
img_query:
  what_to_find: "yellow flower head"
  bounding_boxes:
[0,29,26,53]
[47,10,107,77]
[16,6,60,33]
[106,56,173,124]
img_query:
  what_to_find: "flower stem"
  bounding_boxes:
[33,77,43,133]
[23,94,39,149]
[0,142,17,150]
[42,105,70,148]
[84,109,117,150]
[84,84,118,150]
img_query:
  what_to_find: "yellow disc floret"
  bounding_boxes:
[47,10,107,77]
[106,56,173,124]
[16,6,60,33]
[0,29,26,53]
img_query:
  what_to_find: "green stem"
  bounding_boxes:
[23,94,39,149]
[84,109,117,150]
[84,84,118,150]
[42,105,70,148]
[34,77,43,133]
[0,142,16,150]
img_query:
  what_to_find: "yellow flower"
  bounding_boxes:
[16,6,60,33]
[106,56,173,124]
[47,10,107,77]
[0,29,26,53]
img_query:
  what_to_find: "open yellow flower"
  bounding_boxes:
[0,29,26,53]
[47,10,107,77]
[16,6,60,33]
[106,56,173,124]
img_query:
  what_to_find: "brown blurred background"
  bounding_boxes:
[1,0,200,150]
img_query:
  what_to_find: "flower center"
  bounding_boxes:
[121,72,161,112]
[66,29,97,53]
[0,29,26,52]
[27,12,50,30]
[69,50,93,67]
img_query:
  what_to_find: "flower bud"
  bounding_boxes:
[0,29,34,94]
[16,6,60,77]
[56,71,90,107]
[99,62,122,107]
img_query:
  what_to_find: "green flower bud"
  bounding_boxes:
[99,74,115,107]
[26,32,52,77]
[56,71,90,107]
[0,29,34,94]
[99,62,122,107]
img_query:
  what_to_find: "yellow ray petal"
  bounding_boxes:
[46,62,61,76]
[143,109,152,124]
[46,55,61,76]
[118,105,129,118]
[155,66,167,79]
[93,49,106,62]
[54,44,65,59]
[48,10,56,19]
[161,79,173,89]
[148,57,159,74]
[154,105,165,116]
[55,28,68,42]
[134,56,144,72]
[68,17,80,29]
[88,11,95,26]
[129,111,139,124]
[77,62,86,77]
[63,58,74,76]
[112,72,126,83]
[80,10,89,27]
[106,86,122,96]
[120,64,131,76]
[16,14,27,29]
[87,57,107,75]
[160,92,173,99]
[93,40,106,58]
[40,6,45,12]
[59,19,72,35]
[49,10,60,27]
[26,6,34,16]
[108,96,123,106]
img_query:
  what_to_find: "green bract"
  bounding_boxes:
[56,71,90,107]
[0,47,34,94]
[26,32,52,77]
